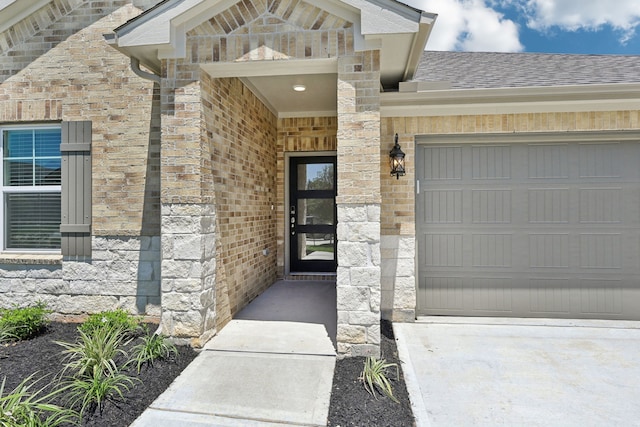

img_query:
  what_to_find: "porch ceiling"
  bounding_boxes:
[201,59,339,118]
[242,74,338,118]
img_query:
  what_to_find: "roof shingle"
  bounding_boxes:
[413,51,640,89]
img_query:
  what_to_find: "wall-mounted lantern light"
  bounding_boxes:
[389,133,405,179]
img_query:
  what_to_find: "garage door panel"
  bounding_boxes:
[420,276,465,311]
[579,234,621,269]
[423,190,463,223]
[421,233,463,267]
[579,279,624,315]
[529,234,570,268]
[471,278,513,312]
[472,145,511,179]
[528,188,570,223]
[579,143,621,178]
[529,278,572,314]
[471,234,512,267]
[420,146,462,180]
[579,188,621,223]
[472,189,512,223]
[417,139,640,320]
[528,144,569,179]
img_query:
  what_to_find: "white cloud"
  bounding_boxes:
[407,0,523,52]
[510,0,640,44]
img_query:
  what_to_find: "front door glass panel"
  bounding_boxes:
[290,156,337,272]
[297,163,334,190]
[297,198,334,225]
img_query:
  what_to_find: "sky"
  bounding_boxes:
[402,0,640,54]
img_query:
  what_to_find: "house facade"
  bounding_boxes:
[1,0,639,357]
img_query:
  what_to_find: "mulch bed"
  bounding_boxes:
[327,320,415,427]
[1,320,414,426]
[0,322,198,426]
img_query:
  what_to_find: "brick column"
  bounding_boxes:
[159,62,216,346]
[335,51,382,357]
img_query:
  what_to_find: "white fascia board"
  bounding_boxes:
[0,0,49,34]
[201,58,338,77]
[381,83,640,117]
[403,12,436,81]
[345,0,420,34]
[115,0,203,47]
[382,99,640,117]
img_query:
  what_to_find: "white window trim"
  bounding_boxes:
[0,124,62,254]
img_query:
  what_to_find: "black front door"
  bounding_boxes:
[289,156,337,272]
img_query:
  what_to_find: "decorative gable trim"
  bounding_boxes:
[109,0,436,87]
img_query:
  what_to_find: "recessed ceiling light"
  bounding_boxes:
[292,84,306,92]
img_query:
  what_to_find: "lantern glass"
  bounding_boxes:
[389,134,406,179]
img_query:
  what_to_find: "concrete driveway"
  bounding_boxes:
[394,318,640,427]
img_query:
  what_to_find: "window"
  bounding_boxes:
[1,126,61,251]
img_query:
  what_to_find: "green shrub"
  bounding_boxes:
[0,302,50,341]
[131,328,178,372]
[359,356,399,403]
[78,310,140,337]
[0,374,78,427]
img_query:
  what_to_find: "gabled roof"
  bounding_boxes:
[107,0,436,87]
[413,51,640,89]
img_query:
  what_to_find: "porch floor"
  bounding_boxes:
[235,279,337,349]
[131,279,337,426]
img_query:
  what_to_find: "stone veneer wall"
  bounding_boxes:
[380,111,640,321]
[276,117,337,277]
[0,3,161,316]
[0,236,160,316]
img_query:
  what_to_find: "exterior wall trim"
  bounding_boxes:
[381,83,640,117]
[415,130,640,144]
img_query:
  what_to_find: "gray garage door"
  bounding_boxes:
[416,136,640,319]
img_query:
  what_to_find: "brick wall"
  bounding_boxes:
[188,0,353,62]
[0,3,161,316]
[202,74,278,324]
[0,2,158,236]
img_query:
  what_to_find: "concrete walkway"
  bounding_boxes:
[131,280,337,426]
[395,318,640,427]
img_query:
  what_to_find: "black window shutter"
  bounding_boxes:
[60,121,92,258]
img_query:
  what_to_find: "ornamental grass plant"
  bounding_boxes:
[131,325,178,373]
[0,375,78,427]
[359,356,400,403]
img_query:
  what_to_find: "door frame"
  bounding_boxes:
[284,151,337,275]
